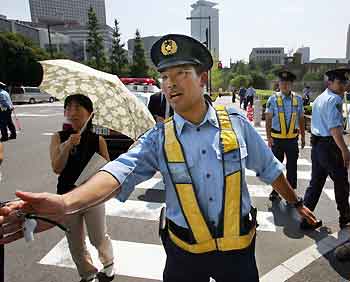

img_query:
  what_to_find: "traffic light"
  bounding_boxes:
[218,61,222,69]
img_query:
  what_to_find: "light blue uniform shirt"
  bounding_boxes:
[265,92,304,131]
[0,89,13,110]
[311,88,343,136]
[102,105,284,229]
[246,87,256,97]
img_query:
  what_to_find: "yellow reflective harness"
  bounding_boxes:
[271,94,299,139]
[163,105,255,254]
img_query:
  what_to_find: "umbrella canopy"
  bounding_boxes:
[39,59,155,140]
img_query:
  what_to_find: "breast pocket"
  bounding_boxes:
[217,149,242,176]
[166,156,195,184]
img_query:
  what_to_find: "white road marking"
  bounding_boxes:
[248,185,272,198]
[245,169,314,181]
[257,211,276,232]
[324,189,335,201]
[16,113,62,117]
[39,237,166,281]
[105,199,164,221]
[14,102,63,108]
[42,132,54,136]
[260,228,350,282]
[136,177,164,190]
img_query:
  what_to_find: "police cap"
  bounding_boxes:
[151,34,213,72]
[325,68,350,81]
[277,70,296,82]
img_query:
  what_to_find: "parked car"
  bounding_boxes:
[10,86,55,104]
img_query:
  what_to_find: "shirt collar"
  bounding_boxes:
[173,104,219,136]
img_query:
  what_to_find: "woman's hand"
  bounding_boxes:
[68,133,81,146]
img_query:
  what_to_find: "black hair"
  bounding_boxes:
[64,94,94,130]
[64,94,93,113]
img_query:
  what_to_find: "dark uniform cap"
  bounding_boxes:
[277,70,296,82]
[325,68,350,81]
[151,34,213,72]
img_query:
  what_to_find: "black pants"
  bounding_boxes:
[304,140,350,215]
[271,138,299,189]
[0,110,16,140]
[239,97,245,109]
[244,96,254,110]
[162,234,259,282]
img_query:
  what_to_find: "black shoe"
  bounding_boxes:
[300,218,323,230]
[269,191,281,202]
[339,215,350,229]
[335,242,350,261]
[97,272,115,282]
[9,135,16,140]
[0,137,8,142]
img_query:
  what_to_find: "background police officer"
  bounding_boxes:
[0,35,318,282]
[265,70,305,202]
[302,68,350,229]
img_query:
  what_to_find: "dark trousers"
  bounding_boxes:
[304,141,350,215]
[271,138,298,189]
[239,97,245,109]
[162,234,259,282]
[244,96,254,110]
[0,110,16,140]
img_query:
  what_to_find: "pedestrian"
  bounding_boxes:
[50,94,115,282]
[265,70,306,202]
[0,34,318,282]
[245,85,256,110]
[238,86,246,109]
[0,84,16,142]
[148,92,173,122]
[302,85,311,106]
[0,141,3,282]
[231,88,236,103]
[301,68,350,230]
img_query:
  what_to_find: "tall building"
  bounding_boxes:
[128,36,162,67]
[295,47,310,64]
[190,1,219,59]
[29,0,106,26]
[249,47,285,65]
[346,24,350,59]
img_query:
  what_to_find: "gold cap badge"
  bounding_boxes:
[282,72,288,78]
[161,40,178,56]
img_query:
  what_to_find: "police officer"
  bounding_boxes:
[0,35,318,282]
[301,68,350,229]
[266,70,305,202]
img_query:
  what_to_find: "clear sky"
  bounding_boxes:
[1,0,349,67]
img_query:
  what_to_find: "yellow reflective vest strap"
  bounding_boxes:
[271,95,299,139]
[163,107,255,253]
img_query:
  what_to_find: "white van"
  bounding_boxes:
[10,87,55,104]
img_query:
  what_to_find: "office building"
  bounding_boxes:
[295,47,310,64]
[190,1,219,59]
[127,36,162,67]
[346,24,350,59]
[29,0,106,26]
[249,47,285,65]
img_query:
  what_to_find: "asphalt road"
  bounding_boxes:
[1,98,349,282]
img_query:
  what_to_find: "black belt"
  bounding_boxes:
[166,208,257,245]
[311,134,334,145]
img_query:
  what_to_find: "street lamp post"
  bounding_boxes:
[186,16,212,94]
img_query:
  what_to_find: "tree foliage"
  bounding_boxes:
[129,29,149,77]
[86,6,106,70]
[110,19,129,76]
[0,32,43,86]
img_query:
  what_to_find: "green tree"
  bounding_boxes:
[250,71,267,89]
[110,19,129,76]
[129,29,149,77]
[303,72,324,81]
[230,75,251,88]
[0,33,43,86]
[86,6,106,70]
[211,68,224,90]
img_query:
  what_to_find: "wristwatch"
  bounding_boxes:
[293,196,304,208]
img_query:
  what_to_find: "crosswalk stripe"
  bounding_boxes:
[245,169,315,181]
[105,198,275,232]
[105,199,164,221]
[39,237,166,281]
